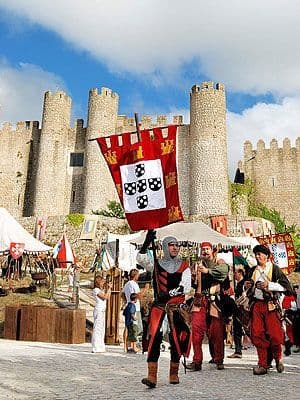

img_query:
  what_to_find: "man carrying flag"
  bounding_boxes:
[137,231,191,388]
[96,123,188,387]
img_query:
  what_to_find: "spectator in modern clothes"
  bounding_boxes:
[122,268,148,335]
[123,293,139,353]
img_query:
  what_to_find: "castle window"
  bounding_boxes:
[72,190,76,203]
[25,121,30,129]
[70,153,84,167]
[272,177,276,187]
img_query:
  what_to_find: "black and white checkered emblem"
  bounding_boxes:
[148,177,162,191]
[135,163,145,178]
[137,195,148,209]
[124,182,136,196]
[137,179,147,193]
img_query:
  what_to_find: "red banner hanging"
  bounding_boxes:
[97,125,183,231]
[9,242,25,260]
[256,233,296,273]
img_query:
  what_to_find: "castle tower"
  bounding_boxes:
[83,87,119,213]
[33,91,71,216]
[189,82,230,217]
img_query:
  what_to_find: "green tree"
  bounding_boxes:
[93,200,125,219]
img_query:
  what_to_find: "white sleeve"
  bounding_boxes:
[291,300,297,311]
[268,282,285,292]
[179,268,191,294]
[136,252,154,272]
[123,282,131,303]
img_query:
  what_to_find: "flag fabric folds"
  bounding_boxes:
[9,242,25,260]
[256,233,296,273]
[97,125,183,231]
[211,216,228,235]
[232,247,250,272]
[53,233,76,268]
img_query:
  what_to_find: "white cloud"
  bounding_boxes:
[0,60,66,125]
[227,97,300,177]
[0,0,300,96]
[166,98,300,180]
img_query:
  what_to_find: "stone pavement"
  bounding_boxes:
[0,339,299,400]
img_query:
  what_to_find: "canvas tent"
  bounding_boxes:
[0,208,51,255]
[100,222,251,272]
[102,232,141,272]
[132,221,247,248]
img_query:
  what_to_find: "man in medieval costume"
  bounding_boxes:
[245,244,292,375]
[136,230,191,388]
[186,242,230,371]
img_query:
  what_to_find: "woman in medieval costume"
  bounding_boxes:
[136,230,191,388]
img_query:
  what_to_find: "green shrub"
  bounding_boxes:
[66,214,85,227]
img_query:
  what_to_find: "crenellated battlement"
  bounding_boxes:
[116,114,184,133]
[243,136,300,225]
[89,87,119,99]
[270,138,278,150]
[75,119,85,129]
[191,81,225,94]
[244,137,300,156]
[0,81,298,226]
[44,90,71,105]
[0,120,39,134]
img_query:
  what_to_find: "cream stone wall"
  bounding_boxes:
[4,81,296,237]
[0,121,39,218]
[33,91,72,216]
[83,88,119,214]
[242,137,300,226]
[189,82,229,217]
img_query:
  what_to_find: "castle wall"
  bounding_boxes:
[177,123,190,218]
[243,138,300,226]
[0,121,39,218]
[67,119,87,214]
[83,88,119,213]
[189,82,230,217]
[33,91,72,216]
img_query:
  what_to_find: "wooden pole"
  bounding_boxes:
[134,113,141,142]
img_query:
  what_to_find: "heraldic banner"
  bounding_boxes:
[97,125,183,231]
[256,233,296,273]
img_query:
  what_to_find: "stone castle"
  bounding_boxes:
[241,137,300,226]
[0,81,299,227]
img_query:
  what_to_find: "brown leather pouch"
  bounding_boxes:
[268,301,276,311]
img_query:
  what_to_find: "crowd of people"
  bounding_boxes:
[91,231,300,388]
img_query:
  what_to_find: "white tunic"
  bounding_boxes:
[91,288,106,353]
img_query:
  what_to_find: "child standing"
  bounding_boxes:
[123,293,139,353]
[91,276,112,353]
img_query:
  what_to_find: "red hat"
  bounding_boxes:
[201,242,213,249]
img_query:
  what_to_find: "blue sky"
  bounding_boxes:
[1,0,300,177]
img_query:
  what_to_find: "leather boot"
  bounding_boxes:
[185,361,202,371]
[141,362,158,388]
[253,366,268,375]
[169,362,180,384]
[276,360,284,373]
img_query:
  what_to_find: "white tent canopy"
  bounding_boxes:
[0,208,52,254]
[132,221,247,247]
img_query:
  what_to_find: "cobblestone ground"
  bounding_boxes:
[0,339,299,400]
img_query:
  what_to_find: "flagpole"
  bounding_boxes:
[134,113,141,142]
[232,247,236,294]
[134,112,159,294]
